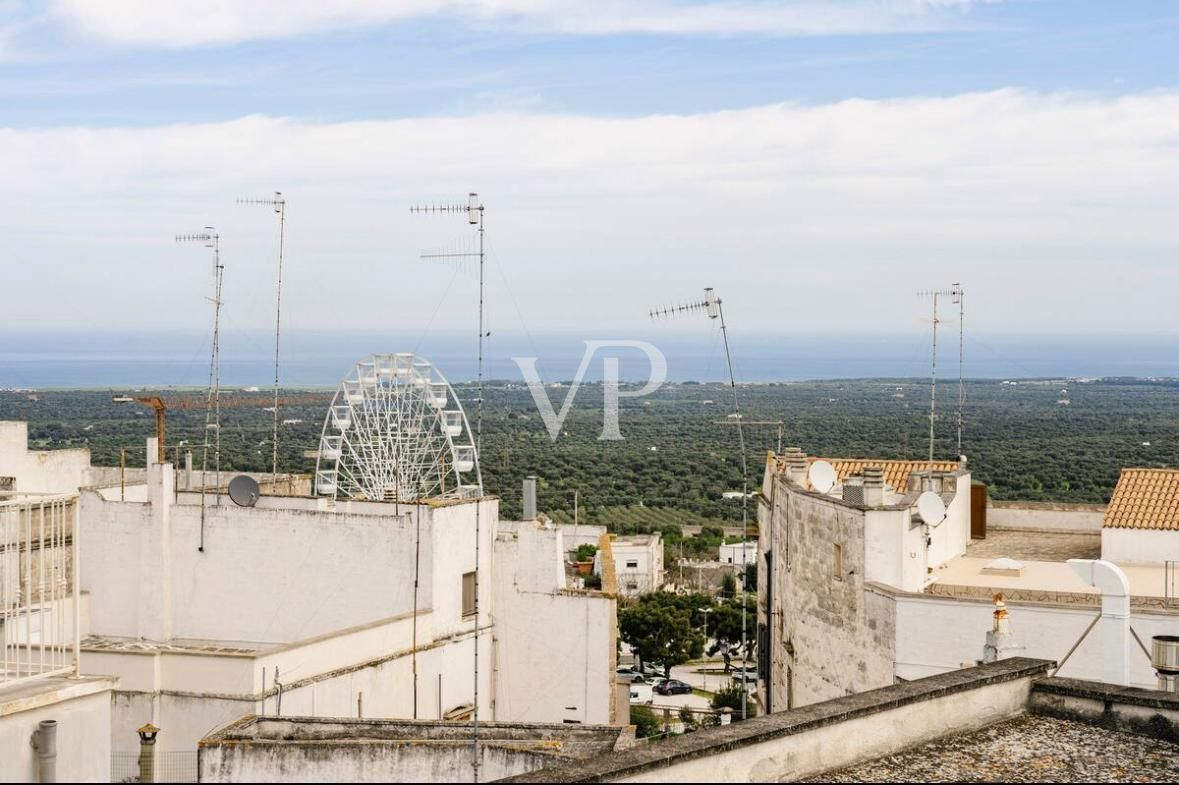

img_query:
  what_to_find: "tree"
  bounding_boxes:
[619,593,707,678]
[719,572,737,598]
[575,543,598,562]
[702,596,755,671]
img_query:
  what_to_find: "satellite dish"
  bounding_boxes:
[228,475,261,508]
[916,491,947,528]
[808,460,837,494]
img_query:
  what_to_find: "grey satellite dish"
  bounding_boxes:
[228,475,261,507]
[916,491,947,528]
[808,460,837,494]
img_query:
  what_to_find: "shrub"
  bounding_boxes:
[630,705,660,738]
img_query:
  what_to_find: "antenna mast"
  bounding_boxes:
[918,288,956,461]
[651,288,750,720]
[951,283,965,456]
[238,192,287,485]
[177,227,223,551]
[410,193,486,782]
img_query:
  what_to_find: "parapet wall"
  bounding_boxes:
[502,658,1055,783]
[1030,677,1179,743]
[988,500,1105,533]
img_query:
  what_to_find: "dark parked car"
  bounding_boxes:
[653,679,692,696]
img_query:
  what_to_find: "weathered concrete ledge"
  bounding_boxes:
[1030,676,1179,743]
[500,658,1055,783]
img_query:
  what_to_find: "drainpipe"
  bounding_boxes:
[31,720,56,783]
[1067,559,1131,686]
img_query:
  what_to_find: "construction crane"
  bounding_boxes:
[113,393,333,465]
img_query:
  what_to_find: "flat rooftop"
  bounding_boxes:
[966,527,1101,562]
[809,713,1179,783]
[928,527,1169,601]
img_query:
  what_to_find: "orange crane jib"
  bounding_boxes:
[113,393,333,465]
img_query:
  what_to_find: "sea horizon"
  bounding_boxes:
[2,329,1178,389]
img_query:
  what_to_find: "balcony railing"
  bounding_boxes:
[0,494,79,686]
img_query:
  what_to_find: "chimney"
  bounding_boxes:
[781,447,808,486]
[842,476,865,506]
[983,593,1024,663]
[862,466,885,507]
[522,476,538,520]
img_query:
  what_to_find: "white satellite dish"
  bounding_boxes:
[808,460,837,494]
[916,491,947,528]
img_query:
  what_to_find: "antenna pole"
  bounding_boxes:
[271,194,286,487]
[651,288,749,720]
[918,288,955,462]
[472,196,484,784]
[929,292,938,462]
[410,193,486,782]
[178,228,223,552]
[955,283,965,457]
[716,299,750,721]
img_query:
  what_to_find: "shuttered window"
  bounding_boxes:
[462,571,476,618]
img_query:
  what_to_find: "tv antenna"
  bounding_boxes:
[410,192,486,783]
[918,288,957,462]
[951,283,965,456]
[238,191,286,485]
[651,287,751,720]
[177,227,224,551]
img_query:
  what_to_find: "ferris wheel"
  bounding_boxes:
[314,353,482,501]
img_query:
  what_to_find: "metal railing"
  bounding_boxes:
[111,751,198,783]
[0,494,79,686]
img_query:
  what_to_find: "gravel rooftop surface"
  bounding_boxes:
[807,714,1179,783]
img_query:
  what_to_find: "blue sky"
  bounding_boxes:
[5,2,1179,125]
[2,1,1179,340]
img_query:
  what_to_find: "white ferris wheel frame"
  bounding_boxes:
[314,352,483,501]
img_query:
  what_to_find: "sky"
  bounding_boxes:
[2,1,1179,342]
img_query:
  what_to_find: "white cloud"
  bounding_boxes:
[2,88,1177,335]
[49,0,999,47]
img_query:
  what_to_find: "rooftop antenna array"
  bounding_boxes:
[176,227,224,551]
[237,191,287,486]
[917,287,958,462]
[410,192,486,782]
[650,287,751,720]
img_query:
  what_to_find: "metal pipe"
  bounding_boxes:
[31,719,56,783]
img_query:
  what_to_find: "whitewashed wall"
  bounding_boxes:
[0,678,114,783]
[1102,527,1179,565]
[894,593,1177,689]
[0,421,92,495]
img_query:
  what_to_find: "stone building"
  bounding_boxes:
[756,449,971,711]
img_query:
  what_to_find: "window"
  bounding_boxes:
[626,560,639,569]
[833,544,843,580]
[462,571,476,619]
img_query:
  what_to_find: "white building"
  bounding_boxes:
[719,541,757,567]
[1100,468,1179,564]
[595,534,664,596]
[1,422,622,780]
[757,448,1179,714]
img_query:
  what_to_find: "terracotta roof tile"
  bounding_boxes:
[1103,468,1179,531]
[803,457,959,492]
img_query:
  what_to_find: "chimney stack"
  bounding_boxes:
[781,447,808,486]
[862,466,885,507]
[522,476,538,520]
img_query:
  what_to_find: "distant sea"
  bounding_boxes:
[1,330,1178,388]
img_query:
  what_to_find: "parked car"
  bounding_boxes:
[653,679,693,696]
[629,683,654,704]
[616,667,646,683]
[648,676,669,691]
[730,667,758,683]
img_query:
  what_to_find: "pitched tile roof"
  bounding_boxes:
[1103,468,1179,530]
[804,457,960,492]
